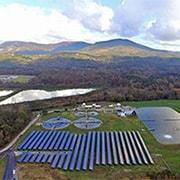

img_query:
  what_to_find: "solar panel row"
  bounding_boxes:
[18,131,154,170]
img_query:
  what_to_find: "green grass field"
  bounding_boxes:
[0,156,7,180]
[11,75,34,83]
[124,99,180,112]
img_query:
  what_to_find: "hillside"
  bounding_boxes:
[0,41,91,56]
[0,38,180,62]
[0,38,179,101]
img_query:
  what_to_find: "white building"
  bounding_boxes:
[117,111,126,117]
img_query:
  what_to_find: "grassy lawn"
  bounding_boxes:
[15,108,180,179]
[124,99,180,112]
[12,75,34,83]
[0,155,7,180]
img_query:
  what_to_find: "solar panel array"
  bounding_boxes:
[18,130,154,170]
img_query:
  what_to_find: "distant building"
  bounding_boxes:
[108,104,114,108]
[92,103,101,111]
[117,111,126,117]
[124,110,136,116]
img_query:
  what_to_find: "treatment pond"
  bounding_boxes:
[136,107,180,144]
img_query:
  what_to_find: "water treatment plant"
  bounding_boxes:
[1,101,180,179]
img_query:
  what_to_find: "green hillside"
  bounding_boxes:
[0,39,180,63]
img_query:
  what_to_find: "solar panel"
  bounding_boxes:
[119,131,131,165]
[44,131,57,150]
[38,131,53,150]
[82,132,92,170]
[59,132,70,150]
[22,131,40,150]
[95,131,100,165]
[64,134,74,150]
[123,132,136,165]
[35,153,44,163]
[69,134,78,150]
[70,134,82,170]
[51,154,61,168]
[110,132,118,165]
[136,131,154,164]
[40,154,46,163]
[32,131,48,149]
[47,154,55,164]
[127,131,142,164]
[106,131,113,165]
[89,131,96,170]
[63,151,73,170]
[18,153,28,163]
[114,131,124,164]
[54,131,66,150]
[57,153,67,169]
[29,153,39,163]
[131,131,148,164]
[76,134,86,170]
[18,131,36,150]
[101,131,106,165]
[49,131,62,150]
[41,153,50,163]
[18,130,154,170]
[23,153,33,163]
[28,131,44,150]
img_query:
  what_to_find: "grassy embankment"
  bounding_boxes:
[0,156,7,180]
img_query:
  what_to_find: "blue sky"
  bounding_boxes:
[0,0,119,9]
[0,0,180,51]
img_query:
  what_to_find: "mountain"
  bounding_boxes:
[0,41,91,55]
[0,38,180,61]
[88,38,152,50]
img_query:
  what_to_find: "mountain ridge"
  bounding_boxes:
[0,38,180,61]
[0,38,161,53]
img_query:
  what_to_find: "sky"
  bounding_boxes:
[0,0,180,51]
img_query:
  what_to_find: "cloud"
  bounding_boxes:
[111,0,180,43]
[61,0,114,32]
[0,3,116,43]
[147,1,180,42]
[0,0,180,51]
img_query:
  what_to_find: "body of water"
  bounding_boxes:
[0,90,14,97]
[0,89,94,105]
[136,107,180,144]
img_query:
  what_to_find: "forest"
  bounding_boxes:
[0,105,32,148]
[0,57,180,101]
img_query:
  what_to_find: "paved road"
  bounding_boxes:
[0,114,40,154]
[3,150,16,180]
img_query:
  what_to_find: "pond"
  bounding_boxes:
[0,88,95,105]
[0,90,14,97]
[136,107,180,144]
